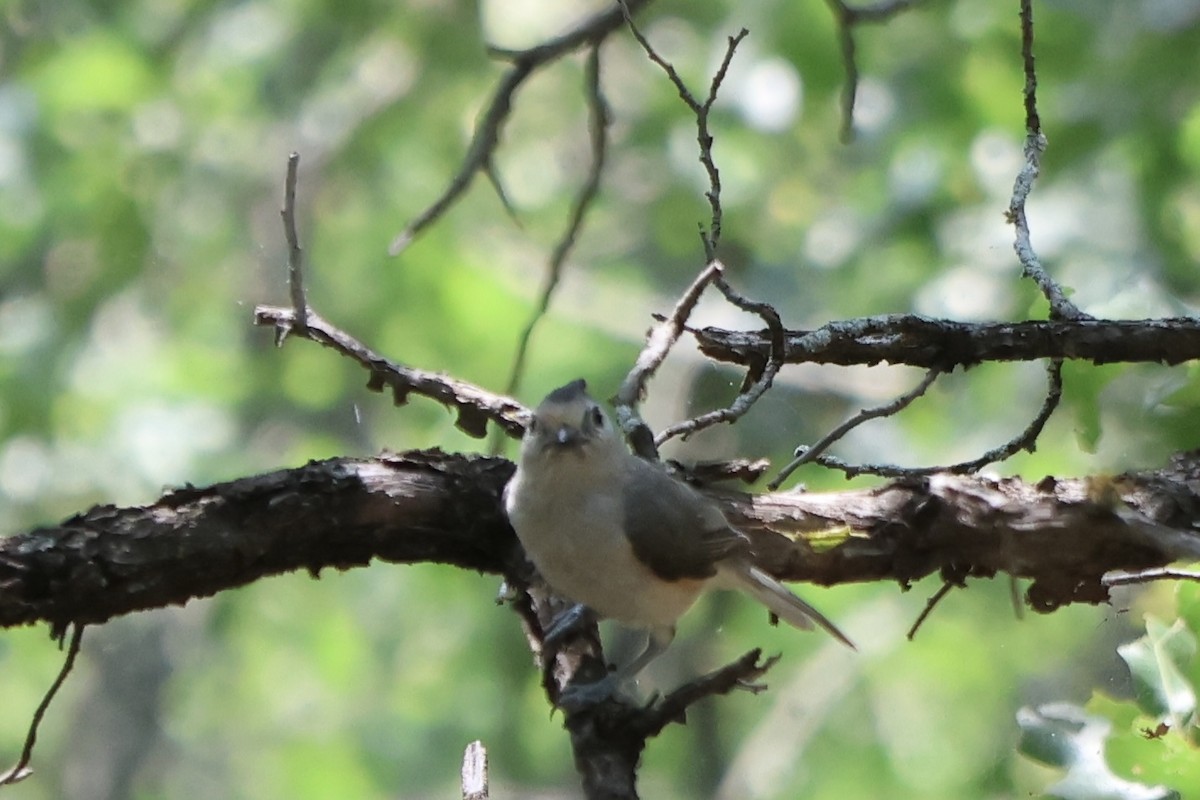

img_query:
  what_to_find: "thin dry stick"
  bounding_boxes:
[619,1,746,257]
[654,276,787,446]
[389,0,652,255]
[461,740,489,800]
[823,0,921,141]
[0,624,85,786]
[1103,568,1200,587]
[1006,0,1086,321]
[809,359,1063,478]
[613,262,724,458]
[769,367,942,490]
[907,582,954,640]
[501,44,610,408]
[281,152,308,335]
[256,157,529,438]
[255,305,530,438]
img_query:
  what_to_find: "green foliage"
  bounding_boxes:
[1017,585,1200,800]
[1,0,1200,797]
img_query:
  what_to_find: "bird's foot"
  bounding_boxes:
[543,603,596,646]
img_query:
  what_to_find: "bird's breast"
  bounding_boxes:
[507,469,703,628]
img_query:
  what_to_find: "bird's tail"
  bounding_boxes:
[719,560,856,650]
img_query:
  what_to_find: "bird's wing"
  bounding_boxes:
[621,458,747,581]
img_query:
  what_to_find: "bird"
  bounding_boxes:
[503,378,852,699]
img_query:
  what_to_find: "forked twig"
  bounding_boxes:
[769,367,942,490]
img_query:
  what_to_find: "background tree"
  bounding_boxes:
[2,0,1200,798]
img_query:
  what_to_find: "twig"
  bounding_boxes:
[1005,0,1087,321]
[634,649,779,737]
[255,305,529,438]
[281,152,308,336]
[769,367,942,490]
[613,262,724,459]
[0,624,85,786]
[389,0,652,255]
[823,0,921,141]
[500,44,610,410]
[1102,568,1200,587]
[654,275,787,446]
[807,359,1062,478]
[619,2,746,257]
[461,740,489,800]
[907,582,953,640]
[258,158,530,438]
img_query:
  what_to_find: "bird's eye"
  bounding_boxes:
[589,406,605,428]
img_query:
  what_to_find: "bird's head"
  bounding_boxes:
[522,379,618,458]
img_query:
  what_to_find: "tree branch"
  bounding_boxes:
[5,449,1200,631]
[693,315,1200,369]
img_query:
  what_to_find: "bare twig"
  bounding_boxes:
[255,306,528,438]
[806,359,1062,478]
[501,44,610,411]
[1005,0,1087,321]
[280,152,308,336]
[0,624,85,786]
[258,158,530,438]
[823,0,921,141]
[654,275,787,446]
[1103,568,1200,587]
[619,3,746,257]
[636,650,780,737]
[389,0,652,255]
[769,367,942,490]
[613,262,724,459]
[907,582,953,640]
[461,740,489,800]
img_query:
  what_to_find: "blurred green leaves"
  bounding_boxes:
[1,0,1200,797]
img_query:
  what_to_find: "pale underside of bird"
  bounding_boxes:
[504,379,853,703]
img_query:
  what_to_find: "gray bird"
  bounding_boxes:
[504,379,853,698]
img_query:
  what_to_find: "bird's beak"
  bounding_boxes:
[554,426,581,447]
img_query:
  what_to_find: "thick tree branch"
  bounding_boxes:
[693,315,1200,369]
[5,449,1200,631]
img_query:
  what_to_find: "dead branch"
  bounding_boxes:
[692,315,1200,369]
[5,448,1200,631]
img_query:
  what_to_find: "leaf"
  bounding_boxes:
[1117,617,1197,720]
[1017,703,1180,800]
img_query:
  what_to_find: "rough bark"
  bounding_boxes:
[4,448,1200,632]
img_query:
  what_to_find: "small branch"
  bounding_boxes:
[620,3,746,257]
[806,360,1062,478]
[461,740,489,800]
[559,649,779,799]
[0,624,85,786]
[906,581,953,640]
[280,152,308,337]
[769,368,941,490]
[613,262,724,459]
[823,0,921,141]
[1103,568,1200,587]
[1005,0,1087,321]
[389,0,652,255]
[500,44,610,409]
[254,306,528,439]
[654,275,786,446]
[637,649,779,737]
[692,315,1200,369]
